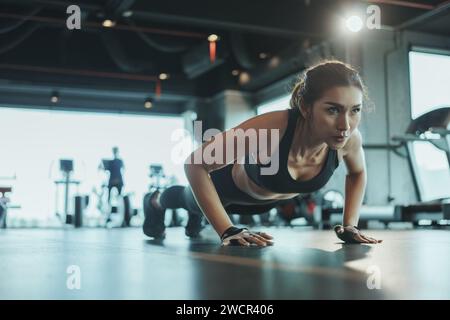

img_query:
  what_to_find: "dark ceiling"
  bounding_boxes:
[0,0,449,113]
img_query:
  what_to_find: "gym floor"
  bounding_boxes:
[1,227,449,300]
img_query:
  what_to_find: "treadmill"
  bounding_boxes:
[392,107,450,226]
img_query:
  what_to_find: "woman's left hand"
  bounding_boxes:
[334,225,382,244]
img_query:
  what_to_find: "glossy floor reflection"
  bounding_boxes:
[1,227,449,299]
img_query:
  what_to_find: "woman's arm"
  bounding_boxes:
[183,111,286,245]
[184,163,233,236]
[342,130,366,226]
[185,156,273,247]
[338,130,381,244]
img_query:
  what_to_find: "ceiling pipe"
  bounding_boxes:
[131,11,324,39]
[0,6,41,34]
[125,19,189,53]
[229,33,259,70]
[0,12,206,38]
[101,30,156,73]
[0,63,158,82]
[396,1,450,29]
[364,0,434,10]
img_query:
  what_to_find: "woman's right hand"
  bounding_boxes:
[221,226,274,247]
[334,225,382,244]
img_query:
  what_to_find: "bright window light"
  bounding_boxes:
[0,107,190,219]
[409,141,450,201]
[409,50,450,119]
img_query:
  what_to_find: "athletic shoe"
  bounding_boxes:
[142,191,166,239]
[185,212,204,238]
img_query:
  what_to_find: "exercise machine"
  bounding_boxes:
[391,107,450,227]
[54,159,81,225]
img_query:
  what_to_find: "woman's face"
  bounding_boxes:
[308,86,363,150]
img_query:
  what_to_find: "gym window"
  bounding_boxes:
[0,107,187,220]
[409,48,450,120]
[408,48,450,201]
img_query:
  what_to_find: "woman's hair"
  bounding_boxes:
[289,60,372,113]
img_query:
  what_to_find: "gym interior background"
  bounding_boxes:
[0,0,450,300]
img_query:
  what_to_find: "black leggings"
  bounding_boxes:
[159,164,284,216]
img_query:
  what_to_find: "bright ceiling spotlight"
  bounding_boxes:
[144,98,153,109]
[238,72,250,85]
[51,91,59,103]
[102,19,116,28]
[159,73,169,80]
[207,34,219,42]
[345,15,363,33]
[268,56,280,68]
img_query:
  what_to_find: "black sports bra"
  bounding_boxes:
[244,108,339,194]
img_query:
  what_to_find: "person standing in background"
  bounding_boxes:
[104,146,125,204]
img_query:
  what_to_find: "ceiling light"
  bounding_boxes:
[268,56,280,68]
[238,72,250,85]
[51,91,59,103]
[345,15,363,33]
[102,19,116,28]
[207,34,219,42]
[159,73,169,80]
[144,99,153,109]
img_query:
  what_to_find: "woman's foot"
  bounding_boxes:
[185,213,204,238]
[143,191,166,239]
